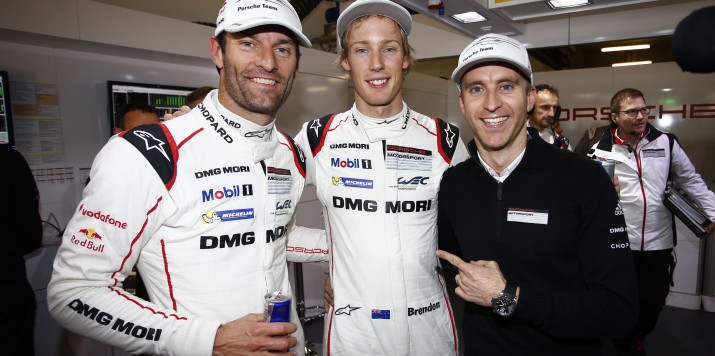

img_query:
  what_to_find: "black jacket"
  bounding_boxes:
[438,131,638,355]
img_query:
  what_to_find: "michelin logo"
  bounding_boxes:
[332,176,374,189]
[202,208,255,224]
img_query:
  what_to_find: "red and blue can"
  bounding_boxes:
[264,291,291,322]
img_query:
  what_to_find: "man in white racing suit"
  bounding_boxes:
[290,1,468,354]
[47,1,325,355]
[589,88,715,355]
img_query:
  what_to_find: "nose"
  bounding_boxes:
[257,47,277,72]
[370,51,384,71]
[483,89,502,112]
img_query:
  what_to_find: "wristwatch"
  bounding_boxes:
[491,280,518,317]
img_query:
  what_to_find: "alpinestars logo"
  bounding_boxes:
[309,119,322,136]
[335,305,360,316]
[134,131,170,161]
[443,125,456,148]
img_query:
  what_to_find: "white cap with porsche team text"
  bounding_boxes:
[336,0,412,49]
[451,34,533,89]
[215,0,312,47]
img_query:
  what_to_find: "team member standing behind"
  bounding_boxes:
[48,1,325,355]
[112,103,161,135]
[437,34,638,355]
[527,84,571,150]
[590,88,715,355]
[0,145,43,355]
[292,1,467,354]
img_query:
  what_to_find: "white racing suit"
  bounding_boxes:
[48,93,326,356]
[292,104,468,355]
[589,124,715,250]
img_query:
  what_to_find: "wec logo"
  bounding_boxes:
[397,176,429,185]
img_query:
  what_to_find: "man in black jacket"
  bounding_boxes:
[436,34,638,355]
[0,144,42,355]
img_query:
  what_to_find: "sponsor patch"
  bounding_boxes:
[71,228,105,253]
[332,176,374,189]
[329,143,369,150]
[335,305,360,316]
[79,204,127,229]
[642,148,666,158]
[330,157,373,169]
[201,208,255,224]
[396,176,429,190]
[507,208,549,225]
[385,145,432,171]
[267,167,292,194]
[201,184,254,202]
[275,200,292,215]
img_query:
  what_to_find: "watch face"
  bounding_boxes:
[492,294,516,317]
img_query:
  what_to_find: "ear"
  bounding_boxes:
[610,113,618,125]
[526,85,536,113]
[402,54,410,71]
[341,55,351,72]
[458,94,466,115]
[209,36,224,70]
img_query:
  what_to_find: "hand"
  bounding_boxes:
[212,313,297,356]
[323,274,334,311]
[163,105,191,121]
[436,250,506,307]
[612,175,620,199]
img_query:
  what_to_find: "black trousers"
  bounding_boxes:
[613,248,673,355]
[0,278,37,356]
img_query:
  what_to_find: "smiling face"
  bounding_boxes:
[458,62,535,156]
[210,26,299,125]
[341,16,410,118]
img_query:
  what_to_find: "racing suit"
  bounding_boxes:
[590,123,715,251]
[48,92,326,356]
[589,123,715,353]
[292,103,468,355]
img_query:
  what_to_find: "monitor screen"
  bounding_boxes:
[0,70,15,146]
[108,81,195,135]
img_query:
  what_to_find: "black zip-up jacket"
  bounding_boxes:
[438,130,638,355]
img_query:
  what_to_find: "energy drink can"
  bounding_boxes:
[264,291,291,322]
[597,160,615,179]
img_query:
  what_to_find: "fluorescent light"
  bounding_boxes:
[601,44,651,52]
[451,12,486,23]
[661,88,672,92]
[612,61,652,67]
[547,0,591,9]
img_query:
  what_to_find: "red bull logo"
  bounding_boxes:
[71,228,105,253]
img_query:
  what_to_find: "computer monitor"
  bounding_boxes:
[108,81,194,135]
[0,70,15,146]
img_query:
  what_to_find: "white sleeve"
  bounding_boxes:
[670,140,715,220]
[47,137,219,356]
[285,126,328,263]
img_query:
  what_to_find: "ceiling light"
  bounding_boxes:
[451,12,487,24]
[547,0,591,9]
[601,44,651,52]
[662,88,672,92]
[612,61,652,67]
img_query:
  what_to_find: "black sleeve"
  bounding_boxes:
[3,146,43,255]
[437,168,463,258]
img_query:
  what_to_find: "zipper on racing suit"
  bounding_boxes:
[496,181,503,238]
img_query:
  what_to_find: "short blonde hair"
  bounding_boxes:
[336,15,415,75]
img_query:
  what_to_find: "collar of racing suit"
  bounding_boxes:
[211,90,279,162]
[351,102,410,142]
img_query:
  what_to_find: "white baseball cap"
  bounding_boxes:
[215,0,312,48]
[451,34,533,88]
[336,0,412,49]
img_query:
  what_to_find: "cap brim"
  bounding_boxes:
[337,1,412,46]
[221,19,312,48]
[452,57,533,85]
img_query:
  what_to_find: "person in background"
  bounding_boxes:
[589,88,715,355]
[574,123,611,156]
[292,0,468,354]
[527,84,571,150]
[186,86,216,109]
[0,144,42,356]
[112,102,160,135]
[47,1,326,355]
[437,33,638,355]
